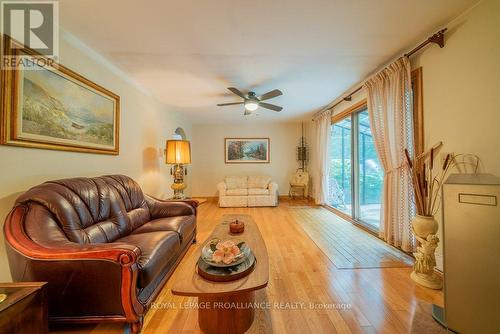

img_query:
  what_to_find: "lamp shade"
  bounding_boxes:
[165,140,191,164]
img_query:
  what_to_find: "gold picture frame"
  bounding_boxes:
[224,137,270,163]
[1,35,120,155]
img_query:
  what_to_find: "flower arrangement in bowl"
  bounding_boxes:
[201,238,251,267]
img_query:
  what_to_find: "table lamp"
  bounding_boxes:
[165,139,191,199]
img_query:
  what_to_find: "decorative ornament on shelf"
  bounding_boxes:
[289,122,310,199]
[165,136,191,199]
[296,121,309,171]
[404,142,481,289]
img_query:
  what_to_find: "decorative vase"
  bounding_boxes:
[412,215,439,237]
[410,215,443,289]
[229,219,245,234]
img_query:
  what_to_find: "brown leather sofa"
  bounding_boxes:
[3,175,197,333]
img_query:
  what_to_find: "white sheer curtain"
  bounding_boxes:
[364,57,415,251]
[314,110,332,205]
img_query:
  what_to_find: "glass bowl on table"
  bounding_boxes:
[201,238,251,268]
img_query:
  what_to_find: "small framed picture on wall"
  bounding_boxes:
[224,138,270,163]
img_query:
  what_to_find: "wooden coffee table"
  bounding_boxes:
[172,214,269,334]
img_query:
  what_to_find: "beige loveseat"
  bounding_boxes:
[217,176,279,207]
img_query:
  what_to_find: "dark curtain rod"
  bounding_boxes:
[316,28,447,117]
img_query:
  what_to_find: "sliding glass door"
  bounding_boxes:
[329,117,352,215]
[328,106,383,231]
[357,110,383,229]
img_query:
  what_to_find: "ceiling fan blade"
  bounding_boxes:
[259,102,283,112]
[227,87,246,99]
[258,89,283,101]
[217,102,244,106]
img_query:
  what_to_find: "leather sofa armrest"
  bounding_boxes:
[4,205,144,324]
[145,194,197,218]
[217,181,227,196]
[269,181,279,195]
[4,206,141,265]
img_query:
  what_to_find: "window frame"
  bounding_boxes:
[411,67,424,157]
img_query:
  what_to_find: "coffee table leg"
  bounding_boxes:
[198,291,255,334]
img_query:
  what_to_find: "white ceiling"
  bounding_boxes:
[59,0,477,124]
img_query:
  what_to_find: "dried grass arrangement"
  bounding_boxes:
[404,142,480,216]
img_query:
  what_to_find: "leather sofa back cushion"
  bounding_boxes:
[101,175,151,230]
[225,176,248,190]
[248,175,271,189]
[16,175,150,244]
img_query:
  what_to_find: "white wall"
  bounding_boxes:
[0,33,192,281]
[190,122,307,197]
[411,0,500,270]
[412,0,500,176]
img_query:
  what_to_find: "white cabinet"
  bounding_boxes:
[440,174,500,333]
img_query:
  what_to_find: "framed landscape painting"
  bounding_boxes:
[225,138,270,163]
[1,36,120,155]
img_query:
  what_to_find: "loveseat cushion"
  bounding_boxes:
[226,188,248,196]
[225,176,247,190]
[117,231,180,288]
[132,216,196,243]
[248,188,270,195]
[248,176,271,189]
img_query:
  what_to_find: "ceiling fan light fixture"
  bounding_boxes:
[244,101,259,111]
[218,87,282,114]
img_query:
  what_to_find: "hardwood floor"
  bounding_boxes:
[289,207,414,269]
[51,199,443,334]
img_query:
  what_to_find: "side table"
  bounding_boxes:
[0,282,48,334]
[164,197,207,205]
